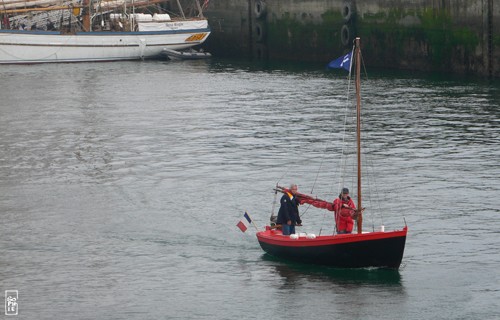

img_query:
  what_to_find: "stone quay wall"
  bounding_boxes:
[194,0,498,77]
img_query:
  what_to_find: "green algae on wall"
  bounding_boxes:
[266,9,345,61]
[357,7,479,72]
[203,0,496,77]
[494,35,500,46]
[420,9,479,68]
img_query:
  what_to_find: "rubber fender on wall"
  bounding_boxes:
[341,0,355,22]
[254,0,267,19]
[255,22,266,42]
[340,24,352,46]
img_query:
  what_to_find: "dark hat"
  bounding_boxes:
[342,187,349,194]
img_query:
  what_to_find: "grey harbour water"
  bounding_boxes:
[0,59,499,319]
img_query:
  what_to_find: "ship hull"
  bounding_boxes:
[257,227,407,269]
[0,23,210,64]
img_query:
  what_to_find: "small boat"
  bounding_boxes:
[0,0,211,64]
[257,226,407,269]
[256,38,408,269]
[161,48,211,60]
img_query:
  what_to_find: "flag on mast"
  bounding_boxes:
[327,51,352,71]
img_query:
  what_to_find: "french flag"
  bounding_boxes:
[236,212,252,232]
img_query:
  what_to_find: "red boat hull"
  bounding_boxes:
[256,227,407,269]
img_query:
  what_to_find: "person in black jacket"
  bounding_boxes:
[276,184,302,235]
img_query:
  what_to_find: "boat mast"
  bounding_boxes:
[82,0,90,32]
[355,37,363,234]
[176,0,186,19]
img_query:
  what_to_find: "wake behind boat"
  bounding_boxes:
[254,38,408,269]
[0,0,211,64]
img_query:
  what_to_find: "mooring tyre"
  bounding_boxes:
[341,24,352,46]
[255,0,267,19]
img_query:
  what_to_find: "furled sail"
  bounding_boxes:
[0,0,168,12]
[1,0,75,10]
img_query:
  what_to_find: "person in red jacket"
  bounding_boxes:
[333,188,356,234]
[298,187,356,234]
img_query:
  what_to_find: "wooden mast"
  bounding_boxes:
[82,0,90,32]
[355,37,363,234]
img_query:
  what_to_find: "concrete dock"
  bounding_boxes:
[198,0,498,77]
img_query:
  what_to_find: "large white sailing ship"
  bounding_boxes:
[0,0,210,63]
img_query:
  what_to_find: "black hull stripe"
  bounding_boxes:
[258,236,407,269]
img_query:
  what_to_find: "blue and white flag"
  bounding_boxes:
[327,52,352,71]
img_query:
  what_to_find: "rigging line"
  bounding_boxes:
[360,49,369,81]
[270,187,278,219]
[355,98,376,230]
[298,44,358,199]
[310,112,340,196]
[274,125,321,187]
[338,95,356,195]
[326,44,355,235]
[364,154,378,231]
[354,58,392,231]
[275,78,346,191]
[310,68,351,195]
[298,203,312,218]
[274,171,288,187]
[273,152,305,186]
[356,54,388,231]
[309,142,327,194]
[368,154,384,223]
[318,207,327,236]
[336,44,356,196]
[317,44,356,235]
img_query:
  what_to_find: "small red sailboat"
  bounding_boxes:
[257,225,407,269]
[256,38,408,269]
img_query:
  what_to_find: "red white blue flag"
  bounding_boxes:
[236,212,252,232]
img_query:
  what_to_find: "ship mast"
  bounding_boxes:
[355,37,363,234]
